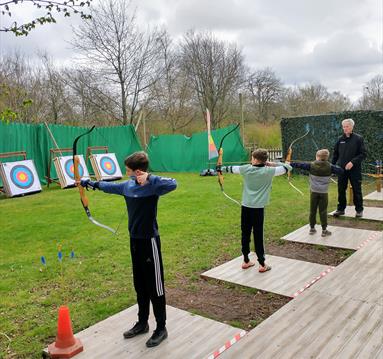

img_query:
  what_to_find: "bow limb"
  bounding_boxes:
[73,126,117,234]
[216,124,241,206]
[285,147,303,195]
[285,129,310,196]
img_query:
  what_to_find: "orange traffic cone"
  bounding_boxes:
[48,305,84,358]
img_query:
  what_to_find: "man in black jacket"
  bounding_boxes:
[332,118,367,217]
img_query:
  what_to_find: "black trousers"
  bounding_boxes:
[130,236,166,329]
[337,169,363,212]
[310,192,328,229]
[241,206,265,266]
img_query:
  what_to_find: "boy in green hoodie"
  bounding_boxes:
[218,149,292,272]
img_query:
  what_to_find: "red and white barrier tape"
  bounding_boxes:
[207,330,247,359]
[292,266,335,298]
[356,231,380,250]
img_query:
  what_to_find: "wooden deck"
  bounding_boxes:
[364,191,383,201]
[329,206,383,221]
[282,224,380,249]
[43,305,242,359]
[220,237,383,359]
[201,254,330,297]
[312,237,383,304]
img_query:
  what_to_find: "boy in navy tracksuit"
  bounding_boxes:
[290,149,344,237]
[80,151,177,348]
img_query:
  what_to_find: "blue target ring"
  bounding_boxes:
[10,165,34,189]
[100,156,116,175]
[64,159,84,179]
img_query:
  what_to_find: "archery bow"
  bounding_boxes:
[216,124,241,206]
[285,129,310,195]
[73,126,117,234]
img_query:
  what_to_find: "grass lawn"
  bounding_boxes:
[0,172,376,358]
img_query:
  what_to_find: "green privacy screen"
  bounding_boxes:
[0,122,248,184]
[147,125,249,172]
[280,110,383,173]
[0,122,142,184]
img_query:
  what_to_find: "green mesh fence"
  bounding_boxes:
[281,110,383,173]
[0,122,142,185]
[147,124,248,172]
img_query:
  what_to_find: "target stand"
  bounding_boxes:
[87,146,122,181]
[47,148,91,189]
[0,151,42,197]
[46,148,72,187]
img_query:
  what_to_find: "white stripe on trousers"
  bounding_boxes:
[151,237,164,296]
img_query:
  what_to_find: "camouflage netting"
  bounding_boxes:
[280,110,383,174]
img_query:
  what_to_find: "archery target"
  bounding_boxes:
[64,158,84,179]
[0,160,41,197]
[89,153,122,180]
[54,155,90,188]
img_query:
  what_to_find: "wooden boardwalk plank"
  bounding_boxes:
[220,291,383,359]
[282,224,379,249]
[220,237,383,359]
[364,191,383,201]
[201,254,330,297]
[43,305,241,359]
[329,206,383,221]
[312,237,383,305]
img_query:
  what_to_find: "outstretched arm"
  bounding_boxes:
[271,162,293,176]
[79,179,126,196]
[220,166,241,174]
[290,162,311,171]
[331,164,344,176]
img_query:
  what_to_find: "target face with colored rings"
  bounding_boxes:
[10,165,34,189]
[64,159,84,179]
[100,156,117,175]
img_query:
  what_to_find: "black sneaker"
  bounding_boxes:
[146,328,168,347]
[321,230,332,237]
[309,228,317,235]
[355,211,363,218]
[123,322,149,339]
[333,210,345,217]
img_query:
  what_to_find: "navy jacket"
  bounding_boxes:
[332,132,367,170]
[98,175,177,238]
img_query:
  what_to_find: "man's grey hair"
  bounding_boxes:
[342,118,354,127]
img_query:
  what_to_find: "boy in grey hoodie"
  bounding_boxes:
[290,149,344,237]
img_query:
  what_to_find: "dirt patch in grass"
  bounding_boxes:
[167,214,381,332]
[328,216,383,231]
[167,278,290,331]
[166,240,350,331]
[266,241,353,266]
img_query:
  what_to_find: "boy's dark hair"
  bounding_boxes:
[252,149,268,163]
[124,151,149,171]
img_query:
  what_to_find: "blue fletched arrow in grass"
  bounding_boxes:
[41,256,46,266]
[58,251,63,262]
[70,250,75,259]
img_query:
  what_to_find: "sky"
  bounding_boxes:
[0,0,382,102]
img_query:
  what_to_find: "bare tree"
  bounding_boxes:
[357,75,383,110]
[148,34,198,133]
[0,0,92,36]
[280,83,351,116]
[181,31,244,128]
[71,0,163,125]
[39,53,73,124]
[0,52,47,122]
[247,67,283,123]
[62,67,121,125]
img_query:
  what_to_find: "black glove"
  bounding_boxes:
[80,179,99,190]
